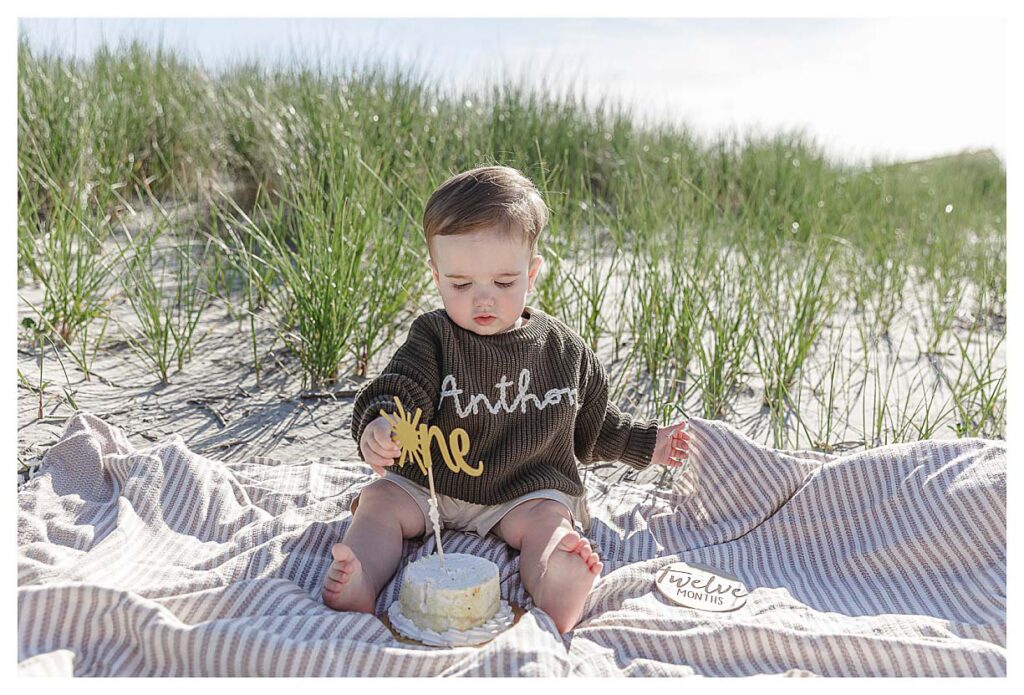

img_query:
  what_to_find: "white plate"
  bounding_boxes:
[387,599,516,647]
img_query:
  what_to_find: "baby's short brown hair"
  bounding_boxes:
[422,165,548,257]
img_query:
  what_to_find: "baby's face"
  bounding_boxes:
[428,228,544,335]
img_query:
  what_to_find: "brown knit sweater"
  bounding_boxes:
[350,305,659,504]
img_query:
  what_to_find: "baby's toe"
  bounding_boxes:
[556,530,583,553]
[331,543,355,563]
[328,565,351,583]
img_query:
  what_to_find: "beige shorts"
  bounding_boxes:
[350,471,592,540]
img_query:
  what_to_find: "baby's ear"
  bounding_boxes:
[530,254,544,278]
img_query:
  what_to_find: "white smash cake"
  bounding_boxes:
[399,553,501,632]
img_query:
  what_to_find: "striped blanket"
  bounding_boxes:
[18,411,1005,676]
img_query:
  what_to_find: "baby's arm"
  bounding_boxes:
[573,348,690,469]
[572,349,659,469]
[351,314,442,470]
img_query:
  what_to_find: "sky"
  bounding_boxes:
[17,16,1007,165]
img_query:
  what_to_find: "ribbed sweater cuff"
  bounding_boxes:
[620,418,659,470]
[598,406,659,470]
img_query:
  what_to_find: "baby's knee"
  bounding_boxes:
[351,480,406,519]
[520,502,575,550]
[531,500,574,530]
[358,478,398,500]
[351,480,425,537]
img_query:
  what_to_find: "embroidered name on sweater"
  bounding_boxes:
[439,368,579,418]
[350,307,662,504]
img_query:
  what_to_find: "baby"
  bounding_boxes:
[323,165,691,634]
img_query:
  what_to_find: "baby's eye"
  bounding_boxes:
[452,281,515,290]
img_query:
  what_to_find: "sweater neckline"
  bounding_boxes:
[442,305,551,346]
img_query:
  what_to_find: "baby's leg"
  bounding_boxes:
[322,479,426,613]
[494,499,602,634]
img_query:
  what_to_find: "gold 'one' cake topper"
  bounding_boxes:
[378,396,485,477]
[378,396,485,571]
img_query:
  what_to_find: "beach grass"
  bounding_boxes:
[112,218,211,384]
[17,35,1006,447]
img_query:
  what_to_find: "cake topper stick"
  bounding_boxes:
[423,458,447,571]
[380,396,486,575]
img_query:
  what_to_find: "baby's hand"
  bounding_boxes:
[652,420,691,468]
[360,415,402,477]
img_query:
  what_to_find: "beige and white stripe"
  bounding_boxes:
[18,412,1005,676]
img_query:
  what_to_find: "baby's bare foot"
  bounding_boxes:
[537,530,603,633]
[322,543,376,613]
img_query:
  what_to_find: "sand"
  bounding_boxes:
[15,278,676,493]
[16,208,1004,490]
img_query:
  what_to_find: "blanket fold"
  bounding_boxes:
[18,411,1005,676]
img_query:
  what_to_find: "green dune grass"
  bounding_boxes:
[17,36,1006,447]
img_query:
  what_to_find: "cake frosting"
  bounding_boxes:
[399,553,500,632]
